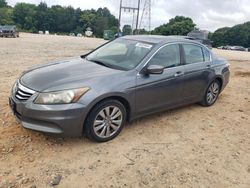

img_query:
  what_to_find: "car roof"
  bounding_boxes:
[122,35,201,45]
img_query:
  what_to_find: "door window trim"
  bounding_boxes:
[202,47,212,63]
[139,42,212,74]
[147,43,182,69]
[140,42,183,72]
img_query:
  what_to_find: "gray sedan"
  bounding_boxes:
[9,35,230,142]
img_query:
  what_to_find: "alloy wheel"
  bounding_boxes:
[93,106,123,138]
[206,82,220,105]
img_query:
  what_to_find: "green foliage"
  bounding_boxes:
[152,16,196,36]
[34,2,50,32]
[208,32,213,40]
[135,28,150,35]
[12,3,37,31]
[110,26,118,34]
[122,25,132,35]
[79,8,117,37]
[0,0,7,8]
[1,2,118,37]
[210,27,230,47]
[211,22,250,47]
[80,9,96,29]
[73,26,84,34]
[0,7,14,25]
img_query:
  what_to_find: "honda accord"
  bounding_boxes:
[9,35,230,142]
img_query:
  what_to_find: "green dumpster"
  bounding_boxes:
[103,30,115,40]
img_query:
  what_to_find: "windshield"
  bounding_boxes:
[86,38,154,70]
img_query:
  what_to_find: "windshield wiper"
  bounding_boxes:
[87,58,112,68]
[86,58,128,71]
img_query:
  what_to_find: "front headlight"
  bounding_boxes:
[11,82,17,95]
[34,87,90,104]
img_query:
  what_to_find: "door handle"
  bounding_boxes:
[206,64,211,68]
[174,71,184,77]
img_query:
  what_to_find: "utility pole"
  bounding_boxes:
[149,0,151,33]
[139,0,152,34]
[118,0,123,33]
[118,0,141,35]
[135,0,140,34]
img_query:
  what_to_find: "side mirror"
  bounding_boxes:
[146,65,164,74]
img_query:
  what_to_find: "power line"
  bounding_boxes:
[118,0,141,34]
[139,0,151,33]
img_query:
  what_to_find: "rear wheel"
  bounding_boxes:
[201,80,221,107]
[85,100,126,142]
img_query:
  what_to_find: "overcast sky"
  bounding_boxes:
[7,0,250,31]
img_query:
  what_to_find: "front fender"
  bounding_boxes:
[79,90,135,121]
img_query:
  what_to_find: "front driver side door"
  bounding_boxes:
[135,44,185,116]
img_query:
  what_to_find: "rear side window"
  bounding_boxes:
[203,47,211,62]
[148,44,180,68]
[183,44,204,64]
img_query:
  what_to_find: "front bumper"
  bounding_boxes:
[9,94,88,137]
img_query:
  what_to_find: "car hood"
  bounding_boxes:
[20,57,123,92]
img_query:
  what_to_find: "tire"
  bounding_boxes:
[201,80,221,107]
[85,100,127,142]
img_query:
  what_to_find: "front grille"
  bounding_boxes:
[15,81,35,101]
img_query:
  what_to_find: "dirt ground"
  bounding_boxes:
[0,33,249,188]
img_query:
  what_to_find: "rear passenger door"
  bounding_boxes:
[181,43,213,101]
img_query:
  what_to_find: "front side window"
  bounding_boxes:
[183,44,204,64]
[86,39,153,70]
[148,44,180,68]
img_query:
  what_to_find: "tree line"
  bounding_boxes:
[152,16,196,36]
[0,0,195,37]
[1,0,249,47]
[0,0,118,37]
[210,22,250,48]
[0,0,199,38]
[122,16,196,36]
[153,16,250,48]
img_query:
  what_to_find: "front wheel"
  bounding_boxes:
[85,100,127,142]
[201,80,221,107]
